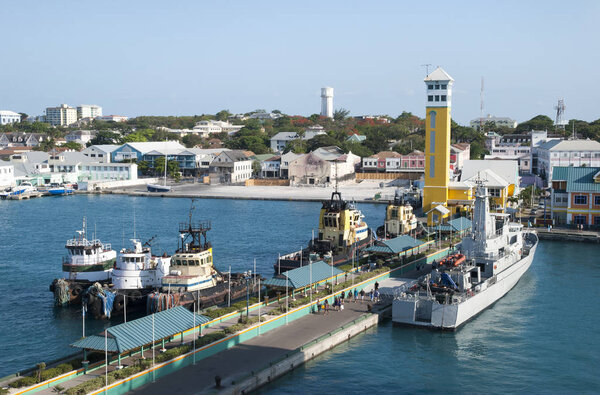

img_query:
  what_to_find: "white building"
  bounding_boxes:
[0,160,15,188]
[95,115,128,122]
[192,120,243,137]
[65,130,96,146]
[470,114,518,129]
[260,155,281,178]
[248,111,282,121]
[208,150,253,184]
[485,145,531,173]
[535,140,600,183]
[288,146,360,185]
[321,87,334,118]
[46,104,78,126]
[77,105,102,120]
[0,110,21,125]
[270,129,326,153]
[82,145,120,163]
[280,151,304,179]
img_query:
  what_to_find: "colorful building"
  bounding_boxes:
[550,166,600,227]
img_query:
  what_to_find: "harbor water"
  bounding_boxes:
[1,195,598,393]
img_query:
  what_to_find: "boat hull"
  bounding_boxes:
[393,232,538,330]
[147,184,171,193]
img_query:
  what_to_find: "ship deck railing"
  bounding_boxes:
[66,239,110,250]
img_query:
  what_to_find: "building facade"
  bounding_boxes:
[77,105,102,120]
[551,166,600,227]
[0,160,15,188]
[208,150,252,184]
[470,115,517,129]
[0,110,21,125]
[46,104,77,126]
[535,140,600,183]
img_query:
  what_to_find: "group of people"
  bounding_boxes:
[316,281,382,315]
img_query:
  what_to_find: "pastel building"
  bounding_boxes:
[551,166,600,227]
[46,104,78,126]
[0,110,21,125]
[77,105,102,120]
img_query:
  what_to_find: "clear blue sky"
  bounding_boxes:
[1,0,598,125]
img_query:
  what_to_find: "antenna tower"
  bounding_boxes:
[479,77,484,131]
[555,98,566,130]
[421,64,432,76]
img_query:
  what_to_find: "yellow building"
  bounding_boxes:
[423,67,454,225]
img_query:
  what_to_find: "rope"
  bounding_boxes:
[54,279,70,306]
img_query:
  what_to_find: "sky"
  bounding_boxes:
[1,0,599,125]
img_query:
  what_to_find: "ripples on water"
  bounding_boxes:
[259,241,600,394]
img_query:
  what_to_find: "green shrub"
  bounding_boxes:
[9,376,37,388]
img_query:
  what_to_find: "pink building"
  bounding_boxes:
[362,151,424,173]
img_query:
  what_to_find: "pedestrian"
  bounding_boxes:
[375,281,379,291]
[353,288,358,303]
[360,289,365,302]
[324,299,329,315]
[374,290,380,302]
[317,300,322,314]
[340,291,345,304]
[370,290,374,302]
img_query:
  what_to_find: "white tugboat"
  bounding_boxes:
[84,237,171,319]
[50,219,117,306]
[392,182,538,330]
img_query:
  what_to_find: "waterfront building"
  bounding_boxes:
[470,114,518,130]
[280,151,304,179]
[270,129,326,153]
[208,150,253,184]
[111,141,186,162]
[362,151,425,173]
[288,146,359,185]
[95,115,128,122]
[321,87,334,118]
[0,160,15,188]
[362,151,402,172]
[76,105,102,120]
[0,110,21,125]
[192,120,243,137]
[423,67,454,224]
[82,145,120,163]
[260,155,281,178]
[534,139,600,183]
[46,104,77,126]
[550,166,600,227]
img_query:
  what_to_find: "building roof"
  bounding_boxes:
[461,160,519,187]
[433,217,472,232]
[0,110,20,116]
[312,146,344,161]
[464,168,509,188]
[451,143,470,151]
[365,235,423,254]
[538,139,600,152]
[263,261,343,290]
[424,67,454,82]
[121,141,186,155]
[88,145,120,153]
[370,151,403,159]
[552,166,600,193]
[71,306,210,353]
[346,134,367,142]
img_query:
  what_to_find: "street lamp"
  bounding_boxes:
[244,271,252,319]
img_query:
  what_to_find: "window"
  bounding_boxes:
[595,196,600,206]
[428,95,433,102]
[573,215,586,225]
[441,84,447,89]
[489,188,501,197]
[429,156,435,178]
[435,84,440,89]
[435,95,440,102]
[574,195,587,205]
[429,111,436,129]
[430,131,435,153]
[595,216,600,226]
[441,95,447,101]
[428,84,434,90]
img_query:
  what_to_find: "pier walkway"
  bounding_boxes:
[133,300,373,394]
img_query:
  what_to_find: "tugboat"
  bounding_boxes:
[50,219,116,306]
[84,237,171,319]
[376,190,419,238]
[274,191,372,273]
[155,218,254,312]
[392,181,538,330]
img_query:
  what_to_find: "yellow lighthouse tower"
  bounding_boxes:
[423,67,454,225]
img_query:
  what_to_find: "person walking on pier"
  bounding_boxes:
[360,289,365,303]
[324,299,329,315]
[353,288,358,303]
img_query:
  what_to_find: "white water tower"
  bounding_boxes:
[321,87,334,118]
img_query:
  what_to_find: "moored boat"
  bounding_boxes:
[392,182,538,330]
[274,191,372,273]
[49,219,116,307]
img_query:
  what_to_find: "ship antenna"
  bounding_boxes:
[133,205,136,240]
[334,160,339,193]
[188,199,196,229]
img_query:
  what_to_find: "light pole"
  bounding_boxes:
[245,271,251,319]
[228,265,231,307]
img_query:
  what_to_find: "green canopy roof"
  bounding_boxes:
[263,261,343,290]
[365,235,423,254]
[552,166,600,193]
[71,306,210,353]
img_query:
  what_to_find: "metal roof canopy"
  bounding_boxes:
[552,166,600,193]
[71,306,210,354]
[263,261,343,290]
[365,235,424,254]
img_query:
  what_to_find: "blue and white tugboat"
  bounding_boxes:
[392,182,538,330]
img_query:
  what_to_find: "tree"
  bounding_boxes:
[182,134,203,148]
[363,130,388,153]
[154,157,181,181]
[333,108,350,122]
[306,134,340,152]
[283,139,307,154]
[342,141,372,157]
[19,113,28,122]
[516,115,554,133]
[63,142,83,151]
[215,110,231,121]
[90,130,120,145]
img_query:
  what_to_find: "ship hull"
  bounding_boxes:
[393,232,538,330]
[147,184,171,193]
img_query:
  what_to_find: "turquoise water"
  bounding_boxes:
[0,195,385,377]
[1,196,598,393]
[260,241,600,394]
